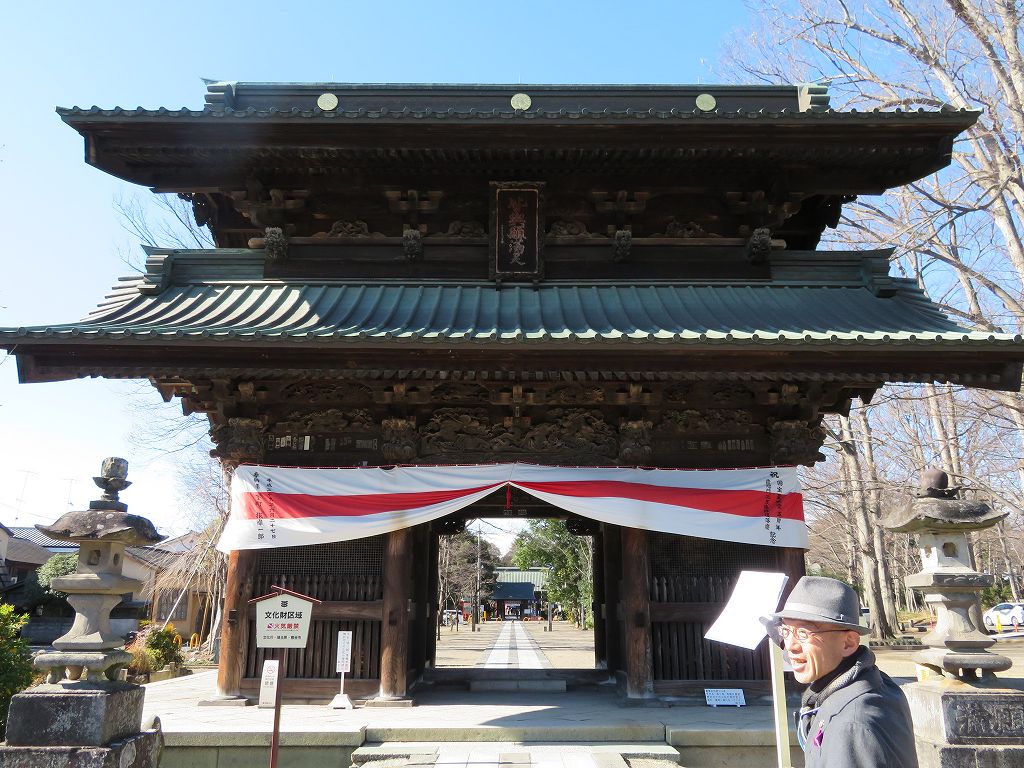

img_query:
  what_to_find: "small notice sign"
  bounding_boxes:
[705,688,746,707]
[336,631,353,674]
[255,594,314,648]
[258,660,279,708]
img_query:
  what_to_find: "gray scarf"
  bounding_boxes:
[797,645,873,749]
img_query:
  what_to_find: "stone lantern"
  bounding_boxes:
[884,468,1024,768]
[883,468,1010,678]
[32,456,165,679]
[0,458,164,767]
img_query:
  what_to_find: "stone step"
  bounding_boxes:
[351,742,681,767]
[469,679,567,692]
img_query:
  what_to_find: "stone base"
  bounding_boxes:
[914,647,1012,678]
[197,694,253,707]
[4,682,144,747]
[0,726,162,768]
[903,679,1024,768]
[915,743,1024,768]
[364,697,415,707]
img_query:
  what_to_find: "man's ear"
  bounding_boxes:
[840,631,862,658]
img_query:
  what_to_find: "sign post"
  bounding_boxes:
[704,571,791,768]
[330,630,354,709]
[249,585,322,768]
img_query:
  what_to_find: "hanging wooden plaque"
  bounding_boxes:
[491,182,543,280]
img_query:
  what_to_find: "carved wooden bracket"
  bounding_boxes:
[403,229,423,261]
[381,417,418,462]
[229,186,309,228]
[745,227,772,265]
[612,229,632,262]
[385,190,444,215]
[210,417,266,464]
[769,420,825,466]
[264,227,288,261]
[618,419,653,465]
[590,190,650,214]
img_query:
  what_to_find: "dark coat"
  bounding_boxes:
[802,662,918,768]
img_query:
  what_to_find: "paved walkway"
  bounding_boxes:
[436,620,593,670]
[481,622,552,669]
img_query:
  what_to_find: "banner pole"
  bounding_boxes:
[769,641,792,768]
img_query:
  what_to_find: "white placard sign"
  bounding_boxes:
[704,570,789,650]
[336,631,353,673]
[255,594,314,648]
[705,688,746,707]
[258,659,279,708]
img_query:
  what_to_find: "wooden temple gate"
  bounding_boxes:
[3,81,1020,702]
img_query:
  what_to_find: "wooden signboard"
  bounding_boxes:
[491,183,543,280]
[248,586,322,768]
[254,592,315,649]
[331,630,354,709]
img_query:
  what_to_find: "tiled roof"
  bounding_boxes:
[2,278,1017,348]
[7,527,75,551]
[497,568,549,588]
[57,104,976,125]
[5,538,52,566]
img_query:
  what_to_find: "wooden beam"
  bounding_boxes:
[215,548,257,700]
[311,601,384,621]
[650,602,726,623]
[621,527,653,698]
[378,528,412,700]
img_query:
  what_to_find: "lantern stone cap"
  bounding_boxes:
[883,496,1005,533]
[37,510,164,546]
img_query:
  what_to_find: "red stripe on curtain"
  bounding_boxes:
[238,483,503,520]
[512,480,804,521]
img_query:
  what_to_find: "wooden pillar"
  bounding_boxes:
[622,527,653,698]
[410,524,430,677]
[603,524,623,675]
[592,531,607,670]
[214,548,257,700]
[378,527,412,700]
[426,529,440,668]
[778,546,807,602]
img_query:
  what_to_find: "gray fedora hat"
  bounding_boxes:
[763,576,869,638]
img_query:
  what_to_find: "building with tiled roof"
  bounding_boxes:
[1,80,1021,702]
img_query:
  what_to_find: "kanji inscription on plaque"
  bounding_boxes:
[492,185,542,279]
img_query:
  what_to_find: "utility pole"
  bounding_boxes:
[472,521,481,632]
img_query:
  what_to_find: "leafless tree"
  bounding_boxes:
[720,0,1024,637]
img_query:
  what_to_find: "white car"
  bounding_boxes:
[982,602,1024,632]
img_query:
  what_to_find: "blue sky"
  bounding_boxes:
[0,1,753,540]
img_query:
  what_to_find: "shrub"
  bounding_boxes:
[146,624,184,670]
[36,554,78,599]
[127,641,154,676]
[0,604,34,739]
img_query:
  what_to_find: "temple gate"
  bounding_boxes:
[2,81,1020,702]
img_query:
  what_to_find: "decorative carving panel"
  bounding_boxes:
[418,407,616,461]
[769,420,825,466]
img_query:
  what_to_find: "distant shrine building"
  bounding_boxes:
[3,82,1021,702]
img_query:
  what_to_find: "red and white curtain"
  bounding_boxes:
[217,463,806,552]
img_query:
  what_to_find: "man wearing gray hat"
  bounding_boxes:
[764,576,918,768]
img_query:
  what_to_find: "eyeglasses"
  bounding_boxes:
[779,625,851,643]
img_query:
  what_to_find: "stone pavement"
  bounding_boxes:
[141,628,1023,767]
[435,619,594,670]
